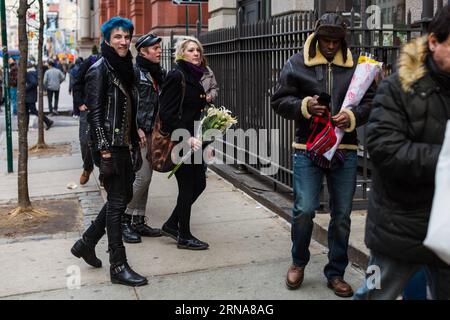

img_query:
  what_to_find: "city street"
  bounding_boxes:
[0,86,366,300]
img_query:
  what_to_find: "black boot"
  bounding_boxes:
[109,247,148,287]
[177,236,209,250]
[121,214,141,243]
[71,221,104,268]
[133,215,162,237]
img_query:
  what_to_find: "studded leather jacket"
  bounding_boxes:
[85,57,139,152]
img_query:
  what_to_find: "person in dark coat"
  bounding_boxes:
[354,6,450,300]
[159,36,209,250]
[25,62,53,130]
[271,13,375,297]
[121,33,166,243]
[68,57,83,117]
[72,53,100,186]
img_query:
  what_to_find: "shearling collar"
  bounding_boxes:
[303,33,354,68]
[398,36,429,93]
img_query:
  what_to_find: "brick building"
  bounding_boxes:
[77,0,209,58]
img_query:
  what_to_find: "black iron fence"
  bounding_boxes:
[198,8,426,197]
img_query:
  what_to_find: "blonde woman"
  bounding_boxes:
[159,36,209,250]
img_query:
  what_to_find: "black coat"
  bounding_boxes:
[73,55,100,108]
[365,37,450,267]
[271,34,375,150]
[85,57,139,152]
[25,69,38,104]
[159,61,207,136]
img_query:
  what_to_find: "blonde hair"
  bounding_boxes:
[174,36,204,61]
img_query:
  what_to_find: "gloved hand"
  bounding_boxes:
[100,155,115,178]
[132,147,143,172]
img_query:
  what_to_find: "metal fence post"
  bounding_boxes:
[1,0,13,173]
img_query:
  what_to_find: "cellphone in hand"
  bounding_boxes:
[317,92,331,109]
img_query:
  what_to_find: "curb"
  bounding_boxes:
[209,164,369,270]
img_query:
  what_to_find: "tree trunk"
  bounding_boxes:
[35,0,46,147]
[16,0,32,211]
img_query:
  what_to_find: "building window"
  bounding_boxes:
[238,0,271,24]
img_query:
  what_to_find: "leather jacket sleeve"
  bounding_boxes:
[271,59,314,121]
[367,78,441,184]
[85,64,110,152]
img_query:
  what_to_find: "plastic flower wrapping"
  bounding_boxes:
[323,54,383,161]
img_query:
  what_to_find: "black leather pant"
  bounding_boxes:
[83,147,134,265]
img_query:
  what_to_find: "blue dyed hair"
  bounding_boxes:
[101,16,134,42]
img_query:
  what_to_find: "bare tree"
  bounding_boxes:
[29,0,47,150]
[10,0,45,218]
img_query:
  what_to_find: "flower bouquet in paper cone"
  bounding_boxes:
[168,105,238,179]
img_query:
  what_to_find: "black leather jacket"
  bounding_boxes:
[134,65,165,134]
[85,57,139,152]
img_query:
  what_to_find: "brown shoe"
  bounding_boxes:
[80,170,92,185]
[327,278,354,298]
[286,265,305,290]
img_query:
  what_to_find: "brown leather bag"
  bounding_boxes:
[147,70,186,172]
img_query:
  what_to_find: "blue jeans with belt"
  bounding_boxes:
[291,150,357,281]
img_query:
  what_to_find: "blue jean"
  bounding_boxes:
[10,87,17,115]
[291,150,357,280]
[79,111,93,172]
[403,268,427,300]
[354,251,450,300]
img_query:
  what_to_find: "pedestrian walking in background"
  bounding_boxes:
[159,36,209,250]
[271,13,375,297]
[0,67,3,112]
[121,33,166,243]
[201,57,219,105]
[9,59,18,116]
[44,60,65,115]
[71,16,147,287]
[354,5,450,300]
[200,57,219,176]
[25,61,54,130]
[69,57,83,117]
[73,50,101,186]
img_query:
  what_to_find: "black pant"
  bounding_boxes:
[47,89,59,112]
[165,162,206,239]
[79,111,93,171]
[26,102,52,129]
[83,147,134,264]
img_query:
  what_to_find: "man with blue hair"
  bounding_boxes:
[71,16,147,287]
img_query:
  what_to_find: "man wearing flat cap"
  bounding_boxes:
[271,13,376,297]
[122,33,167,243]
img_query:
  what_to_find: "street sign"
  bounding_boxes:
[172,0,208,4]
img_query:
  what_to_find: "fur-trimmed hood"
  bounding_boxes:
[303,33,354,68]
[398,36,429,93]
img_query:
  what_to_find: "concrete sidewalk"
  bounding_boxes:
[0,117,365,300]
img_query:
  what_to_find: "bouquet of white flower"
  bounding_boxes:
[168,105,238,178]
